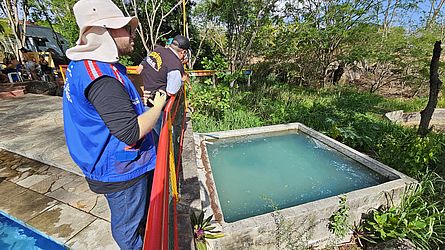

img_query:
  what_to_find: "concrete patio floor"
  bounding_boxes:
[0,94,118,249]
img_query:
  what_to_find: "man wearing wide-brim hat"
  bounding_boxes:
[62,0,166,248]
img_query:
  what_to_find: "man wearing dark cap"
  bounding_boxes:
[136,34,190,138]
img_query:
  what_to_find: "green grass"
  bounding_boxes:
[191,82,442,133]
[190,82,445,175]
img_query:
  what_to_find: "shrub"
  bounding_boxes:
[190,82,231,119]
[190,210,224,250]
[329,196,350,238]
[362,173,445,249]
[376,130,445,176]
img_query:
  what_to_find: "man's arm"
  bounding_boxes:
[166,70,182,95]
[136,58,148,75]
[136,61,146,95]
[86,76,165,145]
[136,64,143,74]
[137,91,166,136]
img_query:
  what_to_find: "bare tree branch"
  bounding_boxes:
[427,0,445,28]
[122,0,183,53]
[2,0,28,61]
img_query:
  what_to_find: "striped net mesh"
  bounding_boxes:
[143,87,187,250]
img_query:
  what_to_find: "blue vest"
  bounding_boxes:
[63,60,156,182]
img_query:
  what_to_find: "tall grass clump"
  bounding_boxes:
[362,173,445,249]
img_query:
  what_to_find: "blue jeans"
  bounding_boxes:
[104,170,154,250]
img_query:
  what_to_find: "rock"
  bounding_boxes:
[54,86,64,97]
[384,110,404,122]
[25,80,62,96]
[367,238,416,250]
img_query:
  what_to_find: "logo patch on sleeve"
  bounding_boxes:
[146,52,162,72]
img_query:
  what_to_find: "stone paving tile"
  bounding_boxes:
[1,153,51,184]
[6,159,76,195]
[0,151,113,247]
[16,174,52,188]
[58,175,87,191]
[28,169,78,195]
[29,175,60,194]
[46,171,79,193]
[66,218,119,249]
[0,180,27,199]
[0,186,58,222]
[47,177,101,213]
[27,203,96,244]
[89,194,111,222]
[7,169,34,183]
[0,164,20,179]
[44,165,66,175]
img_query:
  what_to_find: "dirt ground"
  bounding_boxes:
[351,80,427,99]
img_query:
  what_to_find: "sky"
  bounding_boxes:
[395,1,435,27]
[273,0,443,29]
[0,0,443,29]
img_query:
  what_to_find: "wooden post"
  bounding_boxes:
[212,73,216,88]
[247,74,251,87]
[418,41,442,137]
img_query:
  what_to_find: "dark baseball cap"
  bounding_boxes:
[172,35,190,50]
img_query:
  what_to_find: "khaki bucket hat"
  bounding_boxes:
[66,0,138,63]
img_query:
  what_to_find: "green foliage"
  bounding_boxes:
[255,1,378,86]
[344,25,441,91]
[119,56,134,67]
[188,0,445,246]
[207,0,444,92]
[0,19,11,34]
[329,196,350,238]
[28,0,78,46]
[190,81,445,185]
[201,54,228,71]
[362,173,445,249]
[201,55,247,86]
[0,19,13,54]
[376,130,445,176]
[192,109,264,132]
[190,82,231,119]
[189,80,445,248]
[193,0,276,71]
[190,210,224,250]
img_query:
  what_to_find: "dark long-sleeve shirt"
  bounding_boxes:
[84,76,145,193]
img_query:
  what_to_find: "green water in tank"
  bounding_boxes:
[206,132,387,223]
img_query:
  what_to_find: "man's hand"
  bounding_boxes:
[143,90,151,106]
[182,72,191,90]
[136,64,144,74]
[137,89,167,139]
[148,90,167,108]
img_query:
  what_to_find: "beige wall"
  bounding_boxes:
[23,52,55,68]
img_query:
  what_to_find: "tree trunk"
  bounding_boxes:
[2,0,28,62]
[37,1,66,56]
[418,41,442,137]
